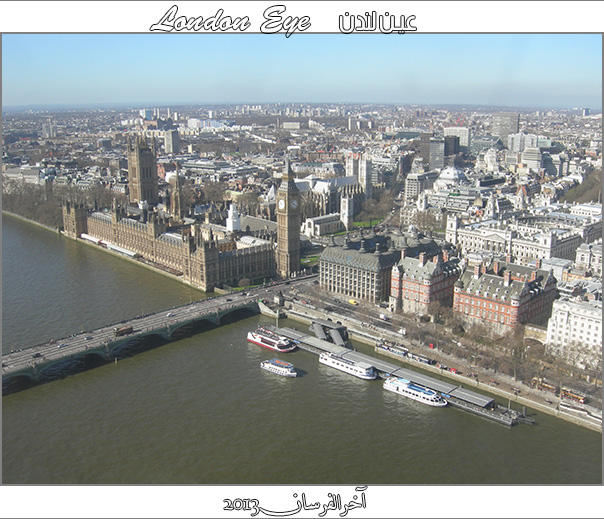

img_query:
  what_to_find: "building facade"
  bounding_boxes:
[452,260,558,333]
[429,138,445,170]
[545,297,602,370]
[302,213,345,238]
[276,159,301,277]
[164,129,180,155]
[319,239,400,303]
[492,112,519,145]
[575,241,602,276]
[404,171,438,205]
[446,215,593,266]
[444,127,470,152]
[64,200,276,292]
[389,250,462,314]
[127,135,158,205]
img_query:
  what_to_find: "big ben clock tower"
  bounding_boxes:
[276,158,301,278]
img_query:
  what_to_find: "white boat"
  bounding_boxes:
[383,377,447,407]
[319,352,376,380]
[247,327,296,353]
[261,358,297,377]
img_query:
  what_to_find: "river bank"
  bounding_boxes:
[4,211,601,433]
[3,210,212,295]
[283,302,602,433]
[2,210,61,233]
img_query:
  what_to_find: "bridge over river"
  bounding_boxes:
[2,277,313,393]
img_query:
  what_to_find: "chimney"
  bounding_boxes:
[493,261,500,275]
[443,250,449,262]
[504,270,511,286]
[505,253,512,264]
[535,258,541,269]
[419,252,426,266]
[530,269,537,282]
[481,263,487,275]
[474,265,481,279]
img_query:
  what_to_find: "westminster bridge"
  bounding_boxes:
[2,276,316,394]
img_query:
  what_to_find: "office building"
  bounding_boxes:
[389,250,462,314]
[444,127,470,153]
[429,138,445,170]
[444,135,460,156]
[164,129,180,155]
[453,260,557,333]
[319,239,399,303]
[546,298,602,369]
[492,113,519,146]
[420,132,433,163]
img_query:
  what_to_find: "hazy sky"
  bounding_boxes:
[2,33,602,109]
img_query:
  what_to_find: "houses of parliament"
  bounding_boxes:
[62,136,301,291]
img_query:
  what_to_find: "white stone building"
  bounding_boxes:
[575,241,602,276]
[302,213,345,238]
[546,298,602,370]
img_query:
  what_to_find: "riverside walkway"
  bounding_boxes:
[275,325,523,426]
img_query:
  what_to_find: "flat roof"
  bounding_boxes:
[390,367,459,394]
[448,387,494,407]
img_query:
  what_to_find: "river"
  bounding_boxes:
[2,214,602,486]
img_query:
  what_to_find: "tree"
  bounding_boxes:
[412,210,442,233]
[202,181,227,204]
[237,191,260,216]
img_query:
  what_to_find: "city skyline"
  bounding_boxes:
[2,33,602,110]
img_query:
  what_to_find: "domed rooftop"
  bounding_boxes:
[438,165,467,182]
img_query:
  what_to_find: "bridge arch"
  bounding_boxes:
[216,303,260,324]
[2,373,38,394]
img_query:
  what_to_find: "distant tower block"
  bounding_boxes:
[164,129,180,154]
[340,196,354,230]
[226,203,241,232]
[127,135,158,205]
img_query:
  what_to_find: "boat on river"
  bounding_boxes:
[319,352,376,380]
[260,358,297,377]
[384,376,447,407]
[247,327,296,353]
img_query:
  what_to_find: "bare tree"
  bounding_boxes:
[202,181,227,204]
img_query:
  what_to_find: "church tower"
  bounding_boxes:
[276,158,301,278]
[340,196,353,230]
[127,135,158,205]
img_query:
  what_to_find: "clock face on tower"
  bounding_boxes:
[290,199,298,209]
[278,199,285,210]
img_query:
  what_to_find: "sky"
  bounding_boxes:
[1,33,602,109]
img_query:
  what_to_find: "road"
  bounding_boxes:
[283,281,602,429]
[2,275,318,376]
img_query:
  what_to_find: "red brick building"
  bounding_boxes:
[389,250,462,314]
[452,259,557,333]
